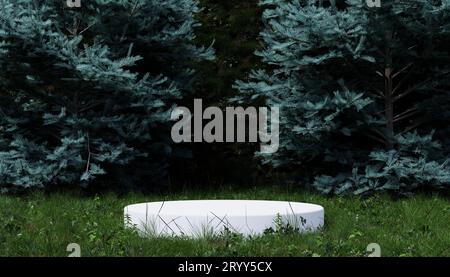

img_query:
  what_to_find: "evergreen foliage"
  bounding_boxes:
[1,0,449,195]
[0,0,213,191]
[235,0,450,194]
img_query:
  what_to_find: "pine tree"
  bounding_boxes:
[235,0,450,194]
[0,0,213,191]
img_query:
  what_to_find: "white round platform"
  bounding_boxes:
[124,200,324,237]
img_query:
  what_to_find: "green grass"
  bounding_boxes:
[0,187,449,257]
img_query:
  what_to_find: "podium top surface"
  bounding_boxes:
[125,200,324,217]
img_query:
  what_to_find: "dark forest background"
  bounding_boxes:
[170,0,266,189]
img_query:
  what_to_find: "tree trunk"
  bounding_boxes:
[384,32,394,149]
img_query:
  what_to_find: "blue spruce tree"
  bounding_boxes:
[235,0,450,194]
[0,0,213,191]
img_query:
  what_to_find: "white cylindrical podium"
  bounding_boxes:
[124,200,324,237]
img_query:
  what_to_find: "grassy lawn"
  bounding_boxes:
[0,187,449,257]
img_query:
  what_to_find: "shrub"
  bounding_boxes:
[234,0,450,194]
[0,0,213,191]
